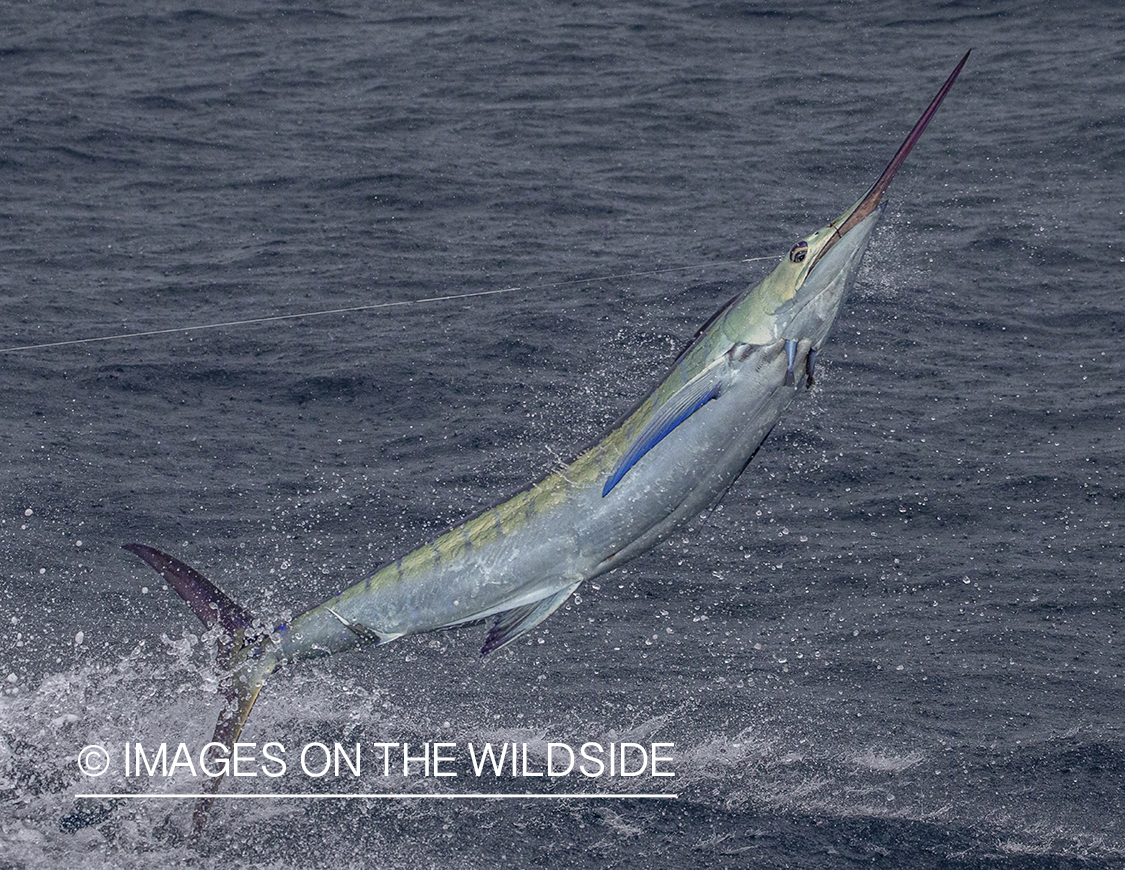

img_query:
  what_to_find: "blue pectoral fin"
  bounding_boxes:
[602,362,731,497]
[481,582,581,656]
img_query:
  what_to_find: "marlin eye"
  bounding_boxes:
[789,241,808,264]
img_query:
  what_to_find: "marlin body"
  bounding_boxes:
[126,53,968,834]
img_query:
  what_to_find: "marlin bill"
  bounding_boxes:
[125,52,969,835]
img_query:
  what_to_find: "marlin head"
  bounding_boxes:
[712,51,970,357]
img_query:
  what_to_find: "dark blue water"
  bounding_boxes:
[1,2,1123,867]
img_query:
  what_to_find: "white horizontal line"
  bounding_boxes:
[76,792,678,801]
[0,255,777,355]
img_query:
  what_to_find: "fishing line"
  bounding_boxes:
[0,254,779,355]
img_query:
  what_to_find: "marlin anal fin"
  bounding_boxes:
[481,582,581,657]
[326,607,382,644]
[603,356,735,498]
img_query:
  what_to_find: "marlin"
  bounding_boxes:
[126,53,968,833]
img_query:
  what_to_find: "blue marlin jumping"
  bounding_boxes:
[127,52,969,834]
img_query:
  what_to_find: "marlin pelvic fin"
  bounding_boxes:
[784,339,798,386]
[481,582,581,657]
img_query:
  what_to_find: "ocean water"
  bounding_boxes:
[1,1,1123,867]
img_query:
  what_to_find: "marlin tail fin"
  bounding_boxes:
[124,544,273,838]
